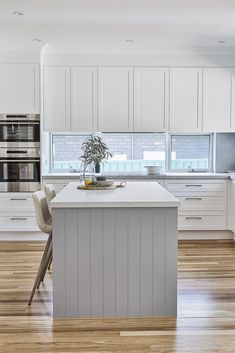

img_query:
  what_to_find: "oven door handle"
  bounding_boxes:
[6,150,28,154]
[0,121,39,125]
[0,159,40,162]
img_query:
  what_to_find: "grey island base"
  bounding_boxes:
[51,182,180,318]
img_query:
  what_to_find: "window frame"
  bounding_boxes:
[166,133,214,172]
[49,132,214,174]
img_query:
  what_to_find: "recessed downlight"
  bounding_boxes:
[33,38,42,42]
[126,39,134,43]
[218,40,226,44]
[13,11,24,16]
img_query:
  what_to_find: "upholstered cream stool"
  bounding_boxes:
[28,191,52,305]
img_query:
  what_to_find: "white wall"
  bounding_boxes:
[0,51,40,64]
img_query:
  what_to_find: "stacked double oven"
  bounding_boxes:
[0,114,40,192]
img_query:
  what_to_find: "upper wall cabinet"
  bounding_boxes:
[203,68,234,132]
[71,67,98,131]
[0,64,39,114]
[43,66,71,131]
[98,67,133,132]
[169,68,202,133]
[134,68,169,132]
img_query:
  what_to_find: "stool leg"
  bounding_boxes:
[48,256,52,270]
[28,233,52,305]
[37,242,52,289]
[37,234,52,289]
[38,244,52,288]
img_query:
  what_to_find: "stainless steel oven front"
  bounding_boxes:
[0,148,40,192]
[0,114,40,148]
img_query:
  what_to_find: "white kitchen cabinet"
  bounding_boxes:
[203,68,234,132]
[0,64,39,113]
[169,68,202,132]
[43,66,70,131]
[134,68,169,132]
[165,178,228,230]
[71,67,98,131]
[0,193,39,232]
[98,67,133,131]
[228,180,235,238]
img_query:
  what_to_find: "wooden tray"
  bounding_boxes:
[77,184,117,190]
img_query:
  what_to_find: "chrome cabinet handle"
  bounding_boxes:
[10,198,27,201]
[10,217,27,221]
[185,184,202,187]
[185,217,202,220]
[185,197,202,200]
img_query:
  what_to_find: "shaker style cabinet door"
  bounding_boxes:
[71,67,98,131]
[98,67,133,132]
[203,68,235,132]
[169,68,202,133]
[0,64,39,114]
[43,66,71,131]
[134,68,169,132]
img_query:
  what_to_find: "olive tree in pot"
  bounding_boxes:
[80,135,112,179]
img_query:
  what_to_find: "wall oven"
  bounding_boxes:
[0,114,40,148]
[0,147,40,192]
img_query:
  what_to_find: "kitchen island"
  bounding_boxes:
[51,181,180,318]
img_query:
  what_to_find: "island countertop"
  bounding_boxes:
[51,181,180,208]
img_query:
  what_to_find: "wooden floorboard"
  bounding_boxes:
[0,239,235,352]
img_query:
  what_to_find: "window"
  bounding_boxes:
[49,133,213,173]
[50,134,90,172]
[169,134,213,171]
[101,133,166,173]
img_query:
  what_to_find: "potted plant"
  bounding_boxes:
[80,135,112,179]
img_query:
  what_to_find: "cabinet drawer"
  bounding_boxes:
[0,194,34,211]
[0,214,39,231]
[165,179,227,192]
[178,212,227,230]
[176,194,227,211]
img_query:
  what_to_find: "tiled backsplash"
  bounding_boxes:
[216,133,235,172]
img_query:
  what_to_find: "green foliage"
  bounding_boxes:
[80,136,112,171]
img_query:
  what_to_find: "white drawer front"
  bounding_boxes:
[0,194,34,211]
[0,214,39,231]
[178,212,227,230]
[177,194,227,211]
[165,179,227,192]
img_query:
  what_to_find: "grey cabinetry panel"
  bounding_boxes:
[52,207,178,318]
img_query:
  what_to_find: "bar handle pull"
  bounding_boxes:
[185,184,202,187]
[185,197,202,200]
[10,198,27,201]
[185,216,202,220]
[10,217,27,221]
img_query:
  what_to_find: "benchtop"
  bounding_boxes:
[51,181,180,208]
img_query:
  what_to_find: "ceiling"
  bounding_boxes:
[0,0,235,54]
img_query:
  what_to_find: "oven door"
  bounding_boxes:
[0,122,40,147]
[0,159,40,192]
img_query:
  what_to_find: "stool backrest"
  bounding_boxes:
[44,184,56,214]
[32,191,52,234]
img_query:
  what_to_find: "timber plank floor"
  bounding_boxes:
[1,240,235,352]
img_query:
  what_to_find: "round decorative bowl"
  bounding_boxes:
[144,166,161,175]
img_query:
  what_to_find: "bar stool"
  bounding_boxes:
[44,184,56,215]
[28,191,52,305]
[44,184,56,271]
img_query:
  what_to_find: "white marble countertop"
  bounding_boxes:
[51,181,180,208]
[43,172,230,179]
